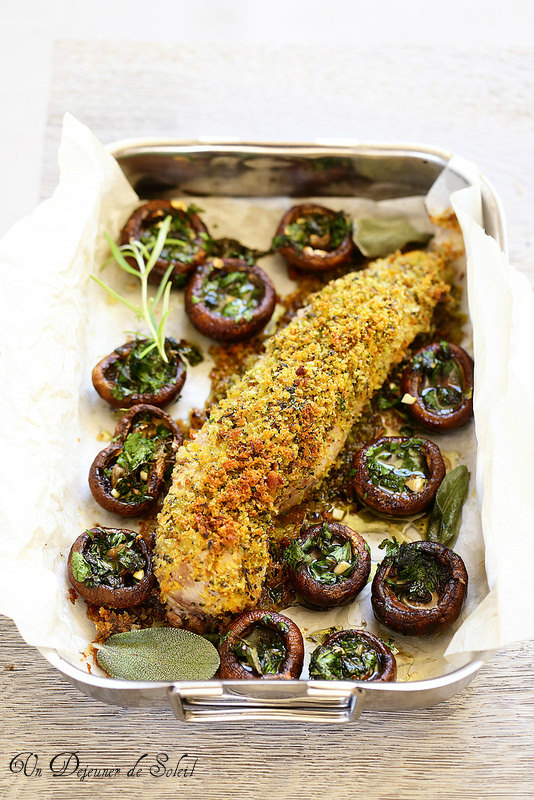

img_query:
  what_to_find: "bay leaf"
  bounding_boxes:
[354,216,433,258]
[427,465,470,546]
[95,627,220,682]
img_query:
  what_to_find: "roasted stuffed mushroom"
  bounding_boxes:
[120,199,211,288]
[309,629,397,682]
[353,436,445,517]
[89,404,182,517]
[371,539,468,636]
[273,203,356,272]
[401,341,474,431]
[92,337,186,408]
[283,521,370,609]
[185,258,276,342]
[218,610,304,680]
[68,527,154,609]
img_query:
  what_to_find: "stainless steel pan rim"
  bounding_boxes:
[108,138,506,252]
[41,647,492,721]
[43,139,504,720]
[108,137,452,158]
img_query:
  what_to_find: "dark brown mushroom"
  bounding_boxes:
[185,258,276,342]
[91,338,186,409]
[218,610,304,680]
[353,436,446,517]
[284,521,371,609]
[119,199,210,288]
[274,203,355,272]
[371,540,468,636]
[67,527,154,609]
[89,404,182,517]
[401,341,474,431]
[309,629,397,682]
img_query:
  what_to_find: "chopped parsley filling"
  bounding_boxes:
[70,528,146,589]
[379,539,444,604]
[283,522,358,585]
[413,342,466,414]
[107,338,202,401]
[309,632,380,680]
[233,615,288,676]
[104,417,173,504]
[192,269,264,322]
[139,205,212,267]
[365,439,428,494]
[109,340,180,400]
[273,210,351,253]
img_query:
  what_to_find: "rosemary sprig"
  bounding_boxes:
[91,216,174,363]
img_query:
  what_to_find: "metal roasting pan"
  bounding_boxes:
[42,141,506,723]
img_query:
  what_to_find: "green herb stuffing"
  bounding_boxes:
[365,439,428,494]
[109,340,180,400]
[283,522,358,585]
[309,632,380,680]
[74,528,146,589]
[378,539,444,604]
[193,269,263,322]
[106,431,155,503]
[120,432,157,472]
[140,205,213,266]
[412,342,465,414]
[104,415,175,504]
[273,210,351,253]
[233,615,288,676]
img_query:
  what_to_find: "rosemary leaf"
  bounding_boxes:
[90,275,140,315]
[92,215,175,364]
[104,232,141,276]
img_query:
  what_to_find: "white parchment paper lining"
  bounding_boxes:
[1,115,533,680]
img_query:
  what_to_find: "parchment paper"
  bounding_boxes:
[1,115,532,681]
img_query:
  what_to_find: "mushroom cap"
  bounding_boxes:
[401,341,474,431]
[371,540,468,636]
[288,522,371,609]
[185,258,276,342]
[218,610,304,680]
[119,199,210,287]
[353,436,446,516]
[275,203,356,272]
[88,404,182,517]
[67,527,155,609]
[312,629,397,682]
[91,338,186,409]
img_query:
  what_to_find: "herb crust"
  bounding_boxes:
[154,250,449,627]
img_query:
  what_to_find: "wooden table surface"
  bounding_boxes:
[2,41,534,800]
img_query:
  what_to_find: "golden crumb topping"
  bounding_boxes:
[154,251,448,621]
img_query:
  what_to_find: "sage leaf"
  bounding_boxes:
[95,627,220,682]
[354,217,433,258]
[427,465,470,546]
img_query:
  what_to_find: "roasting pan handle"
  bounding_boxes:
[168,680,365,723]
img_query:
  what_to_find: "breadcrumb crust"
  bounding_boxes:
[154,251,448,624]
